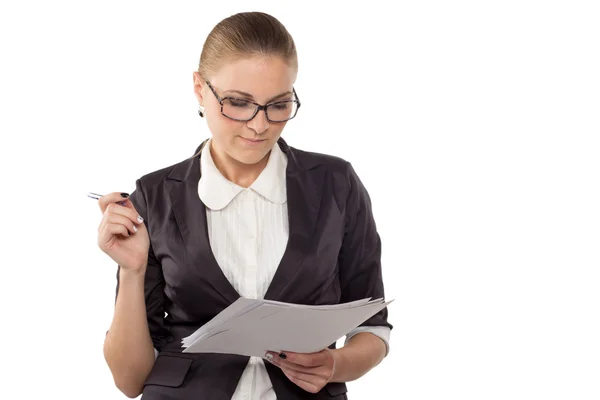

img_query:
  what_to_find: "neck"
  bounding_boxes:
[209,141,269,188]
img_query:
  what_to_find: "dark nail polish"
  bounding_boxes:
[279,353,286,359]
[121,193,129,198]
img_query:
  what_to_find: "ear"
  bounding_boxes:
[192,71,206,107]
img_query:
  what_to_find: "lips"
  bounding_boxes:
[240,137,266,143]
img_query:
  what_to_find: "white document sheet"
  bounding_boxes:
[181,297,393,358]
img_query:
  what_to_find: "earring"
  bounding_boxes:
[198,105,205,118]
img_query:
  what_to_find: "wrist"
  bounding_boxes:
[329,348,349,383]
[328,333,387,383]
[119,265,146,281]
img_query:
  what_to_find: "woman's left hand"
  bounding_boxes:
[265,349,337,393]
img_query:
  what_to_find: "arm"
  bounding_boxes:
[330,332,387,382]
[332,161,393,380]
[103,180,168,398]
[104,268,155,398]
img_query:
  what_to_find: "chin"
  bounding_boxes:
[231,149,270,165]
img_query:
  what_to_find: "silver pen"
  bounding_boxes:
[87,192,127,206]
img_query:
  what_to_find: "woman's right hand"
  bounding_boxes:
[97,192,150,273]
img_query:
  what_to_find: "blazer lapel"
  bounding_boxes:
[166,140,240,305]
[264,139,324,301]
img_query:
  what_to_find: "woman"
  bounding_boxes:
[97,11,392,400]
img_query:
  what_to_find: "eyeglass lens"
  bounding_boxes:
[222,98,298,122]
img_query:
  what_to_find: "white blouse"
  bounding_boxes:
[156,139,391,399]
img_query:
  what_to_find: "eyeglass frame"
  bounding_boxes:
[204,80,301,123]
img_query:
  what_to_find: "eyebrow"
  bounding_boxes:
[223,89,293,103]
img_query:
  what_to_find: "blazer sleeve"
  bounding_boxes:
[338,162,393,331]
[113,178,171,352]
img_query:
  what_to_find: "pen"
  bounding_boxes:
[87,192,127,206]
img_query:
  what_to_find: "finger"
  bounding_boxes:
[270,358,312,374]
[103,222,131,238]
[103,213,138,235]
[98,192,131,213]
[276,359,330,379]
[267,351,323,368]
[282,366,327,388]
[267,354,328,376]
[280,367,324,394]
[104,202,144,227]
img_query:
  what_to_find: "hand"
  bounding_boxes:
[265,349,337,394]
[97,192,149,273]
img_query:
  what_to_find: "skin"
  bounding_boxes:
[193,56,388,393]
[193,56,295,188]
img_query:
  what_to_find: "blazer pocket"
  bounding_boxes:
[325,382,348,397]
[144,354,193,388]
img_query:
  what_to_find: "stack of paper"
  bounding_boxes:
[181,297,393,358]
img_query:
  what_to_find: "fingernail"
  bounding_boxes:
[264,353,273,361]
[133,225,138,233]
[137,215,144,223]
[279,353,286,359]
[121,193,129,198]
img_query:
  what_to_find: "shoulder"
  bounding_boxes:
[283,141,362,191]
[136,159,185,189]
[283,141,352,178]
[131,154,196,212]
[137,139,208,189]
[282,140,366,209]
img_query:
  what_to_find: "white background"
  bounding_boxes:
[1,1,599,399]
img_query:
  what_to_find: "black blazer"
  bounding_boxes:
[115,137,392,400]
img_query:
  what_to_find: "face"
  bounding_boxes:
[193,56,297,166]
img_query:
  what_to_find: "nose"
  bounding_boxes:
[247,107,270,135]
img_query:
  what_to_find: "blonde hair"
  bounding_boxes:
[197,11,298,81]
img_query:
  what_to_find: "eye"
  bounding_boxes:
[229,100,251,108]
[271,102,291,110]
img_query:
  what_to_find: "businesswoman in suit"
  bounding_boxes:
[97,11,392,400]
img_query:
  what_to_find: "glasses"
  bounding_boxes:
[205,81,301,122]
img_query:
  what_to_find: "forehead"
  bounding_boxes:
[211,56,297,100]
